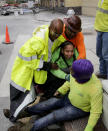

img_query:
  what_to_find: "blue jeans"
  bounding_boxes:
[27,95,89,131]
[96,31,108,78]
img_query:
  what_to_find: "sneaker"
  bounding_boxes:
[96,73,107,79]
[3,109,10,118]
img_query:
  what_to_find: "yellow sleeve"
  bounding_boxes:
[85,88,103,131]
[57,81,70,95]
[19,36,45,70]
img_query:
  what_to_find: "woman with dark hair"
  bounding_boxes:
[40,41,78,98]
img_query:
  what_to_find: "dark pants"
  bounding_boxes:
[96,31,108,78]
[27,95,89,131]
[40,72,66,98]
[10,83,36,122]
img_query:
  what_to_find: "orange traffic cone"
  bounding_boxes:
[2,25,13,44]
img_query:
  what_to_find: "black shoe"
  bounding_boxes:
[3,109,10,118]
[96,73,107,79]
[17,108,32,120]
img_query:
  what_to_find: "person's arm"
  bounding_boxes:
[19,36,45,70]
[76,32,86,60]
[57,81,70,95]
[84,88,103,131]
[50,68,67,79]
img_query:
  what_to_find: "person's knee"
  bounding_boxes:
[47,97,58,104]
[52,107,72,121]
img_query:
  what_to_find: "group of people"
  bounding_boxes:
[3,0,108,130]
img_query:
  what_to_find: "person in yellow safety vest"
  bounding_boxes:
[94,0,108,79]
[3,19,64,123]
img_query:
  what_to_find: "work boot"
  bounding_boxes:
[3,108,31,120]
[96,72,107,79]
[8,122,33,131]
[3,109,10,118]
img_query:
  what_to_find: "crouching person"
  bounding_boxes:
[8,59,103,131]
[3,18,63,123]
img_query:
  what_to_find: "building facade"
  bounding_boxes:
[40,0,98,16]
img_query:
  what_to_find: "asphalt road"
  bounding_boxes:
[0,14,40,82]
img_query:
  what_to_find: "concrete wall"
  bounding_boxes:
[63,0,99,16]
[64,0,82,7]
[82,0,98,16]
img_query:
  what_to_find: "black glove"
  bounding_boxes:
[41,62,58,71]
[41,62,52,71]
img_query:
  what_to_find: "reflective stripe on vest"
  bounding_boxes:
[101,0,104,6]
[18,53,44,69]
[10,80,26,92]
[18,53,37,61]
[97,7,108,14]
[38,55,44,69]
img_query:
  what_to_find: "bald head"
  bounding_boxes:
[49,19,63,34]
[49,19,63,41]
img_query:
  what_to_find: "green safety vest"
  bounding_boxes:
[94,0,108,32]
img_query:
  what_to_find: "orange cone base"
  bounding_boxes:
[2,41,14,44]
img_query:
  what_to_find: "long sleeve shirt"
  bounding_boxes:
[58,74,103,131]
[50,47,78,79]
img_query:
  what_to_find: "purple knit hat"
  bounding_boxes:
[72,59,94,83]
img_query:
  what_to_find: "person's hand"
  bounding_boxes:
[51,63,58,70]
[41,62,58,71]
[54,91,63,98]
[65,74,70,82]
[54,91,60,96]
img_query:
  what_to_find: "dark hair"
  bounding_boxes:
[60,41,74,49]
[55,41,76,67]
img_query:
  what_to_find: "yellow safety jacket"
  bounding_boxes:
[11,25,50,91]
[51,35,66,53]
[94,0,108,32]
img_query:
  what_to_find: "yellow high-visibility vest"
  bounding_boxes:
[11,25,49,91]
[94,0,108,32]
